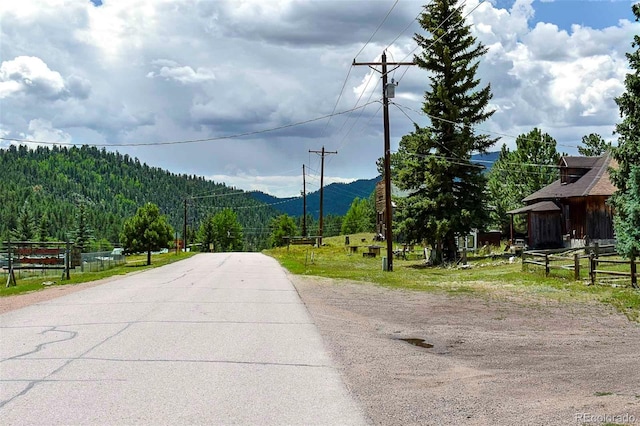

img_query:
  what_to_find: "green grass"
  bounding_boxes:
[1,251,197,297]
[266,233,640,322]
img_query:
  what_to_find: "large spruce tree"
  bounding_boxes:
[610,3,640,259]
[393,0,495,263]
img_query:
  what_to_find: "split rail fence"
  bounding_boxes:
[522,244,638,288]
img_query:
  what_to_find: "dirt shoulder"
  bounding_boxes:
[291,275,640,426]
[0,277,121,315]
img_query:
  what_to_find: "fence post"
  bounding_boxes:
[65,241,71,280]
[545,254,550,277]
[574,252,580,281]
[6,239,17,287]
[589,253,596,286]
[631,251,637,289]
[522,251,526,271]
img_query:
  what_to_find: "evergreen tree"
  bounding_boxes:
[71,202,93,252]
[121,203,174,265]
[610,3,640,259]
[486,128,561,232]
[37,212,51,242]
[12,201,36,241]
[393,0,495,264]
[578,133,611,156]
[198,215,216,252]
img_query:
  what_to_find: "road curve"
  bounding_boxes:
[0,253,367,425]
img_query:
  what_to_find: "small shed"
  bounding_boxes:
[509,154,617,249]
[507,201,562,249]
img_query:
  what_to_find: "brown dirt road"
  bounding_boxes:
[290,276,640,426]
[2,274,639,425]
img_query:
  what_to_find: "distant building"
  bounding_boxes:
[507,154,617,249]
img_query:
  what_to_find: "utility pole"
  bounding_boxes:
[353,51,415,272]
[302,164,307,237]
[309,146,337,246]
[183,199,187,253]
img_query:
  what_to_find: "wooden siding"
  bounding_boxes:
[586,196,615,239]
[529,211,562,249]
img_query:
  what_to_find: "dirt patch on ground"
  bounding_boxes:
[291,275,640,426]
[0,277,120,315]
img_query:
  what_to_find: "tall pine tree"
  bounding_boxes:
[610,3,640,259]
[393,0,495,263]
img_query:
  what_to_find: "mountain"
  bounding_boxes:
[1,145,279,250]
[252,152,500,218]
[251,177,379,219]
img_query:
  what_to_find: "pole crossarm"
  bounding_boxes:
[352,52,415,272]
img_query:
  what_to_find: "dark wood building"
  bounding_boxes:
[507,154,617,249]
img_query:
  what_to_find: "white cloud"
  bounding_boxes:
[0,56,65,99]
[147,61,216,84]
[0,0,638,196]
[20,119,72,148]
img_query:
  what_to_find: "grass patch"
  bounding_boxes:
[1,251,196,297]
[265,233,640,322]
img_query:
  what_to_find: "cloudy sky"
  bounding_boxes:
[1,0,638,197]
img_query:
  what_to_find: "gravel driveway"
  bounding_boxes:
[290,275,639,426]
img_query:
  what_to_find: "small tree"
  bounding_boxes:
[211,208,243,252]
[269,214,298,247]
[610,3,640,259]
[12,201,36,241]
[578,133,611,156]
[120,203,173,265]
[71,202,93,252]
[198,215,216,252]
[37,212,51,242]
[341,197,374,235]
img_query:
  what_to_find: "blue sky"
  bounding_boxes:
[531,0,637,30]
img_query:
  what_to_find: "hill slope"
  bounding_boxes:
[1,145,279,249]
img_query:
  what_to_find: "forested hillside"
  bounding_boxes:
[251,177,379,219]
[1,145,279,250]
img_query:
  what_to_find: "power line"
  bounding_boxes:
[0,101,378,148]
[355,0,400,60]
[392,101,581,150]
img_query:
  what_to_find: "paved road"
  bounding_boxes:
[0,253,367,425]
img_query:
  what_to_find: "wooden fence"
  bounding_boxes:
[522,244,638,288]
[1,240,71,287]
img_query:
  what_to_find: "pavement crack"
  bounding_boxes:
[1,327,78,362]
[0,322,134,410]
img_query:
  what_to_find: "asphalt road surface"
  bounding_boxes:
[0,253,367,425]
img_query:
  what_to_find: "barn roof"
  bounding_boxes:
[507,201,561,215]
[523,154,617,202]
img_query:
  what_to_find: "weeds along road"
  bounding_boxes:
[0,253,367,425]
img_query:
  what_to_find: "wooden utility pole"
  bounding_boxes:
[302,164,307,237]
[309,147,337,246]
[183,199,187,252]
[353,51,414,272]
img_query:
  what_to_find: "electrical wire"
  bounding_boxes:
[0,101,378,148]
